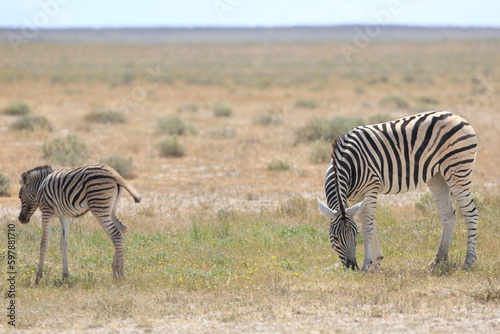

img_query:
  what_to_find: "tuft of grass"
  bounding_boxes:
[379,95,409,109]
[0,172,10,197]
[157,116,196,136]
[9,115,53,131]
[100,155,134,179]
[252,113,283,127]
[3,101,31,115]
[84,110,127,124]
[42,135,89,166]
[415,96,440,106]
[156,137,185,157]
[213,104,233,117]
[308,140,331,164]
[267,160,291,171]
[294,99,318,109]
[294,116,364,144]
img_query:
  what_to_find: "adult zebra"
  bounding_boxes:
[18,164,142,284]
[317,111,478,271]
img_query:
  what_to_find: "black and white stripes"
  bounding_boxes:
[318,111,479,271]
[18,164,141,283]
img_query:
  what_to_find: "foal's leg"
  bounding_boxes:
[60,217,70,279]
[427,173,456,267]
[89,188,125,280]
[36,214,55,284]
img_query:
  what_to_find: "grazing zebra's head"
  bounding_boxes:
[18,165,53,224]
[317,198,366,270]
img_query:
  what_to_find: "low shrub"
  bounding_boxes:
[42,135,89,166]
[9,115,53,131]
[177,103,199,113]
[157,116,196,136]
[267,160,291,171]
[156,137,185,158]
[379,95,409,109]
[100,155,134,179]
[308,140,331,164]
[294,116,364,144]
[252,113,283,126]
[3,102,31,115]
[294,99,318,109]
[0,172,10,197]
[206,127,236,139]
[84,110,126,124]
[213,104,233,117]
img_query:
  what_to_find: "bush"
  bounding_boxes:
[206,127,236,139]
[156,137,185,158]
[252,113,283,126]
[157,116,196,136]
[415,96,440,106]
[100,155,134,179]
[0,172,10,197]
[294,99,318,109]
[294,116,364,145]
[308,140,331,164]
[42,135,89,166]
[213,105,233,117]
[367,113,394,125]
[379,95,409,109]
[267,160,291,171]
[84,110,126,124]
[177,103,199,113]
[9,115,53,131]
[3,102,31,115]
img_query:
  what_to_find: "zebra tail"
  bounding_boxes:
[113,173,142,203]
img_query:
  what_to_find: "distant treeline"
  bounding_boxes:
[0,25,499,45]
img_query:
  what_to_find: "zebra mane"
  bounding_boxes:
[20,165,53,185]
[330,137,346,217]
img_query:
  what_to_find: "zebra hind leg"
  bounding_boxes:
[90,207,125,280]
[427,174,457,268]
[450,183,478,269]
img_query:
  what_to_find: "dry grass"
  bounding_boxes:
[0,37,499,333]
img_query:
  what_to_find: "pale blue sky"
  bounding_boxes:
[0,0,499,28]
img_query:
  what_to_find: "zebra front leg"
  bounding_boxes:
[36,215,55,285]
[370,225,384,265]
[360,197,378,272]
[60,217,70,279]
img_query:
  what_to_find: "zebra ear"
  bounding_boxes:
[346,198,367,217]
[20,172,30,185]
[317,198,338,219]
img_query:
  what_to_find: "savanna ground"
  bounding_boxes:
[0,28,499,333]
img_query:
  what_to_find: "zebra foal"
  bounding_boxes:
[18,164,142,284]
[317,111,478,271]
